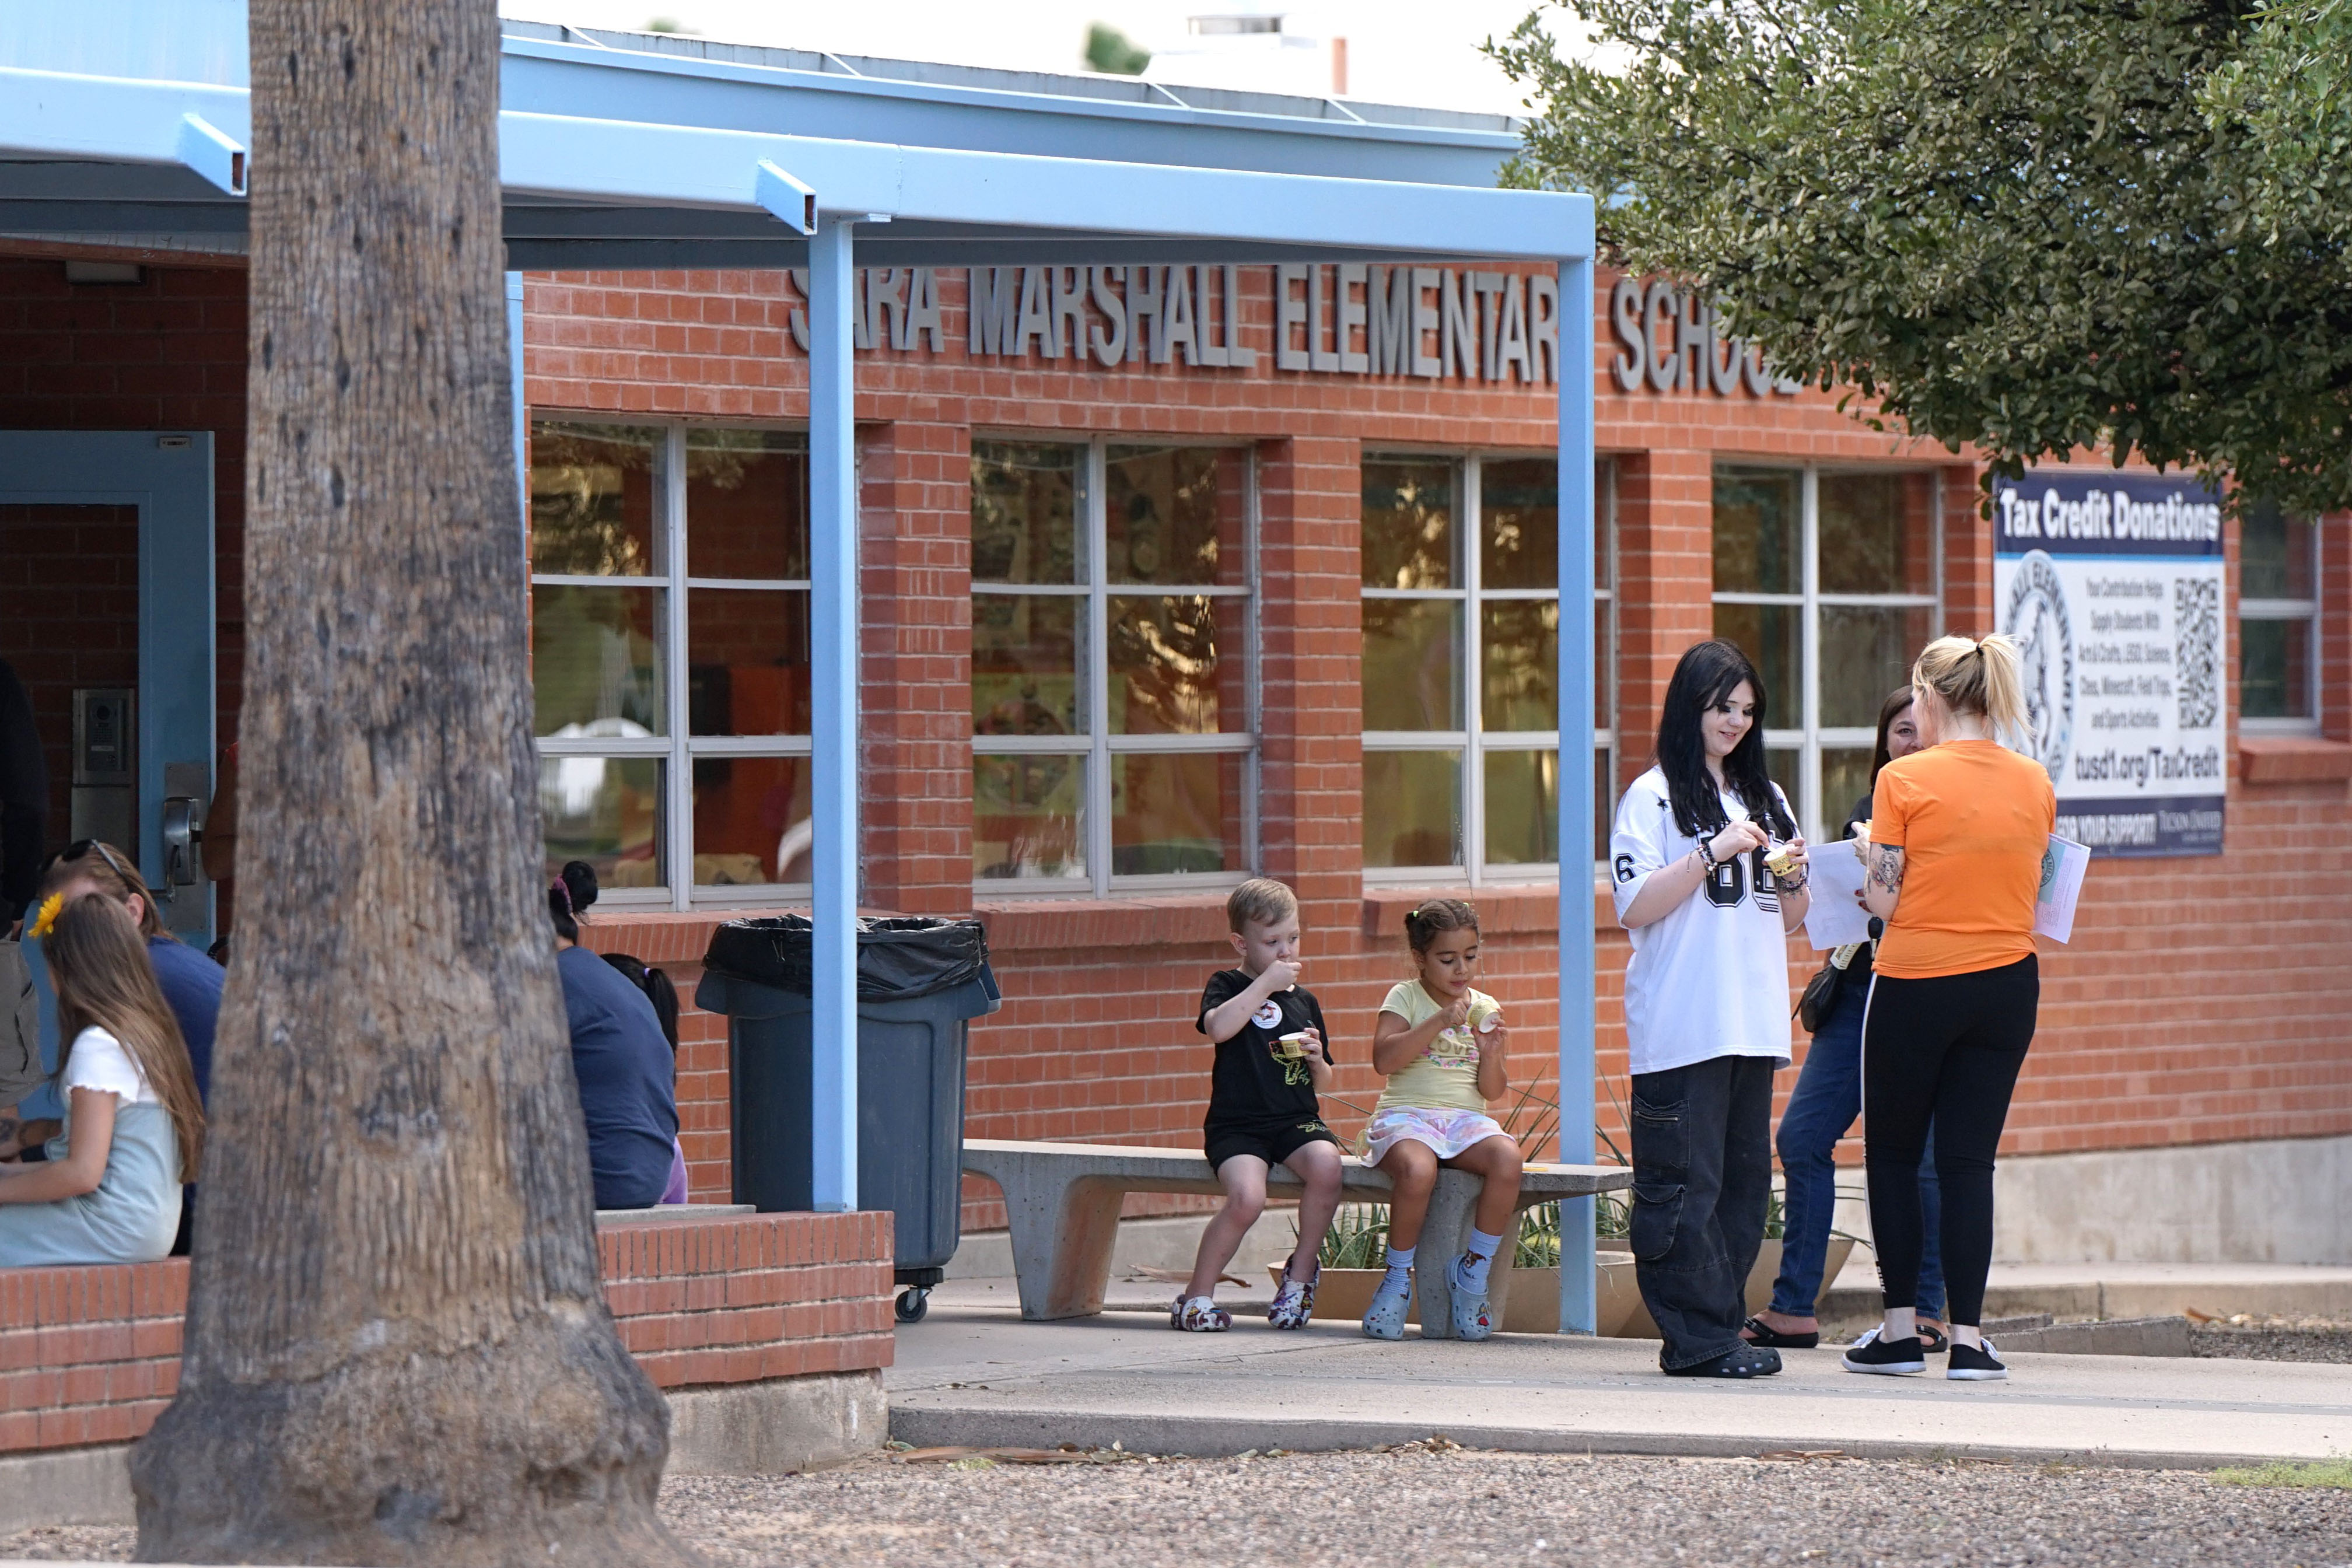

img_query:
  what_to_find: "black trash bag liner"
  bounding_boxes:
[703,914,991,1002]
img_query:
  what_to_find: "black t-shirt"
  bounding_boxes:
[1196,968,1331,1129]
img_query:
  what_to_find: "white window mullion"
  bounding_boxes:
[1462,458,1485,884]
[1244,449,1262,874]
[1086,440,1112,897]
[664,424,692,910]
[1798,465,1822,842]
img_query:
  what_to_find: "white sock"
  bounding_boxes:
[1455,1228,1503,1292]
[1382,1245,1416,1290]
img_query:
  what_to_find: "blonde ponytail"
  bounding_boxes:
[1913,633,2027,737]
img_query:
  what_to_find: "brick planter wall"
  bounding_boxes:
[0,1211,892,1457]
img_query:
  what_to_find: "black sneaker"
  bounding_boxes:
[1664,1344,1783,1378]
[1842,1327,1927,1375]
[1947,1339,2007,1381]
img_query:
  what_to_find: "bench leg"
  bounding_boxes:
[1416,1170,1526,1339]
[989,1167,1126,1321]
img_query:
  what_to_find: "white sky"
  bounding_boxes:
[496,0,1565,116]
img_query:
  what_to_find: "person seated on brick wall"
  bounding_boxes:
[597,951,688,1205]
[0,891,205,1265]
[13,841,224,1258]
[548,860,680,1210]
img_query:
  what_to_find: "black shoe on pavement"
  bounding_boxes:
[1842,1329,1927,1375]
[1947,1339,2008,1380]
[1665,1344,1783,1378]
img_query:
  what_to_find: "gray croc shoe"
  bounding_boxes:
[1361,1275,1410,1340]
[1448,1260,1494,1342]
[1268,1268,1318,1329]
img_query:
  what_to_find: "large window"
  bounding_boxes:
[970,439,1257,894]
[530,421,813,904]
[1360,454,1608,882]
[1712,466,1940,839]
[2239,500,2318,731]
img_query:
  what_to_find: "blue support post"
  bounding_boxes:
[506,271,527,545]
[807,218,860,1213]
[1556,255,1600,1333]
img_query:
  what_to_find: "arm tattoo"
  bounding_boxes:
[1868,844,1906,894]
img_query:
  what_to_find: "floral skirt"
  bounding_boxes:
[1363,1106,1510,1166]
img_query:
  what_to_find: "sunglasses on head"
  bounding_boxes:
[55,839,135,884]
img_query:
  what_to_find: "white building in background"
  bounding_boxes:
[1143,3,1351,97]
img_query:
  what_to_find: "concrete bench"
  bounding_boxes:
[960,1138,1630,1335]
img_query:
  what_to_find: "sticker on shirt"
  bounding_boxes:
[1252,999,1283,1030]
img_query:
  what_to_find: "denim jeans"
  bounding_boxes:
[1630,1054,1776,1371]
[1771,975,1945,1318]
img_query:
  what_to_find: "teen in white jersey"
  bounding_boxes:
[1610,639,1810,1378]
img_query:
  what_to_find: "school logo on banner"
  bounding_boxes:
[2002,549,2076,778]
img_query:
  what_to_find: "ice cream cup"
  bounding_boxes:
[1764,844,1797,878]
[1276,1031,1312,1059]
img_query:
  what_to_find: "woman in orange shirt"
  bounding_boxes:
[1843,634,2054,1384]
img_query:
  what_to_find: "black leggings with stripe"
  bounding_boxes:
[1862,956,2038,1329]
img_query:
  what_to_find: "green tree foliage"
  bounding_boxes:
[2204,0,2352,244]
[1488,0,2352,513]
[1086,22,1153,75]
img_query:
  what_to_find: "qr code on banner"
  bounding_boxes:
[2175,577,2221,730]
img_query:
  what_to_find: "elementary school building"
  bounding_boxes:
[4,29,2347,1267]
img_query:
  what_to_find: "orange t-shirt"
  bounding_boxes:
[1869,739,2056,979]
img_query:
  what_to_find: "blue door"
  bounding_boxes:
[0,430,218,944]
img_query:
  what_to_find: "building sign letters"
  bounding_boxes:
[1606,276,1798,399]
[783,264,1566,385]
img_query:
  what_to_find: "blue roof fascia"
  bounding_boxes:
[498,36,1520,188]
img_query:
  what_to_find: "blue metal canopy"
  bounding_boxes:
[0,8,1602,1334]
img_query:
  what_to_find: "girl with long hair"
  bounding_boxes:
[1842,634,2053,1382]
[1746,687,1950,1354]
[1609,639,1810,1378]
[0,892,205,1264]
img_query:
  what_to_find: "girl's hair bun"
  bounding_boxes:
[1405,897,1479,954]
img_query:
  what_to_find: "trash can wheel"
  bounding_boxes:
[895,1287,930,1324]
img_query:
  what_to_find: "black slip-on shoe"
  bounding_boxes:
[1842,1329,1927,1375]
[1664,1344,1783,1378]
[1947,1339,2008,1380]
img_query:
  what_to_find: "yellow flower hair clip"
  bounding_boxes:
[26,892,62,940]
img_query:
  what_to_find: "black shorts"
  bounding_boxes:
[1204,1115,1338,1172]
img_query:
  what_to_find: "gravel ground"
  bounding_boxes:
[7,1444,2350,1567]
[2193,1318,2352,1365]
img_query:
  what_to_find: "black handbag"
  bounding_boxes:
[1796,957,1844,1034]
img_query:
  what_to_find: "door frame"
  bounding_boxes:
[0,429,218,943]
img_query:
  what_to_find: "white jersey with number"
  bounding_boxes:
[1609,766,1796,1076]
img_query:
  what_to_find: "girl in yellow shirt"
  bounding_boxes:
[1360,899,1523,1342]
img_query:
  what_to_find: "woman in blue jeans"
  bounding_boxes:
[1744,689,1948,1353]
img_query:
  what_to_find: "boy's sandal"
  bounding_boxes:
[1170,1294,1232,1333]
[1740,1314,1820,1350]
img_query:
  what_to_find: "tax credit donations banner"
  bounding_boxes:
[1994,470,2226,856]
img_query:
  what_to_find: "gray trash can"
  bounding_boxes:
[695,915,1000,1324]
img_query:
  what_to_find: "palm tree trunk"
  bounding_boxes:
[130,3,688,1562]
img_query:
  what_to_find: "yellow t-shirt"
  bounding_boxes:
[1372,981,1501,1116]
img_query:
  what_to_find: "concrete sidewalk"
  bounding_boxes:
[888,1302,2352,1469]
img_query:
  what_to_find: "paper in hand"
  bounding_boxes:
[1801,844,1873,951]
[2035,834,2091,943]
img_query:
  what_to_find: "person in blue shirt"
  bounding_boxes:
[548,860,678,1210]
[8,842,223,1256]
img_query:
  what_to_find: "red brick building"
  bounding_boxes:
[4,37,2347,1271]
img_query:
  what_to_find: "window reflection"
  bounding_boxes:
[692,755,813,886]
[1109,594,1241,734]
[1714,467,1801,594]
[972,442,1080,585]
[685,429,810,581]
[540,751,662,888]
[1111,752,1237,875]
[1362,460,1457,589]
[974,596,1084,736]
[974,755,1086,880]
[1482,459,1558,591]
[530,424,663,577]
[531,585,665,737]
[1106,446,1241,586]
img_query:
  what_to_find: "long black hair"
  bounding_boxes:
[1869,685,1916,781]
[1654,639,1794,841]
[548,859,598,943]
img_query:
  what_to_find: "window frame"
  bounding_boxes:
[968,433,1261,898]
[2238,505,2321,736]
[1359,448,1606,887]
[1709,463,1944,842]
[529,416,816,912]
